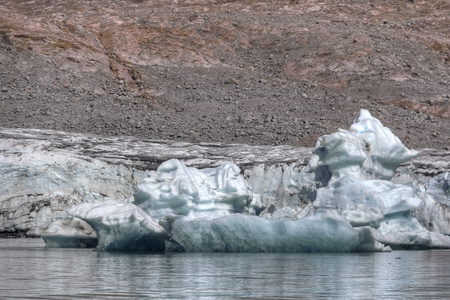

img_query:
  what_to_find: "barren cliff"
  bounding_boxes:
[0,0,449,148]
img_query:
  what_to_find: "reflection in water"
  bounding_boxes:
[1,239,449,299]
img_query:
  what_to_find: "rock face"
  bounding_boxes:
[1,0,450,149]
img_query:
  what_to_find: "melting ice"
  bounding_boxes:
[43,109,450,252]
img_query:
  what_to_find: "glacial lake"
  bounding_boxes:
[1,239,449,299]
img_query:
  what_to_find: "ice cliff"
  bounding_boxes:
[0,136,145,235]
[0,127,312,236]
[0,109,449,252]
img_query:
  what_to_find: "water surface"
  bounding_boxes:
[1,239,449,299]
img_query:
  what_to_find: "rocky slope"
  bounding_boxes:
[0,0,449,148]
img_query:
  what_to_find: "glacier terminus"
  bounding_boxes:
[1,109,449,252]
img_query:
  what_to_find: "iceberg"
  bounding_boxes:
[350,109,419,180]
[306,109,450,250]
[369,213,432,249]
[314,176,422,225]
[159,210,362,253]
[133,159,264,219]
[308,110,419,186]
[67,200,166,251]
[60,109,450,252]
[39,218,98,248]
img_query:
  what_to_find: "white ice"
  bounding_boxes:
[133,159,264,219]
[425,172,450,207]
[350,109,419,180]
[67,200,167,251]
[39,217,98,248]
[314,175,422,225]
[61,109,450,252]
[306,109,450,249]
[159,209,365,253]
[307,109,418,186]
[412,172,450,235]
[367,213,450,249]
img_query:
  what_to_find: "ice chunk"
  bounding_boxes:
[369,213,433,250]
[133,159,263,219]
[309,130,367,185]
[314,176,423,225]
[350,109,418,180]
[159,209,360,253]
[307,109,418,187]
[67,200,166,251]
[304,110,450,250]
[353,226,391,252]
[428,232,450,249]
[367,212,450,250]
[40,218,97,248]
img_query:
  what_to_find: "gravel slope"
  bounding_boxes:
[0,0,449,149]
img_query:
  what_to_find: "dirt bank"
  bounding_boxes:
[0,0,449,149]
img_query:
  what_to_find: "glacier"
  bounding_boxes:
[411,172,450,235]
[1,109,449,252]
[0,127,313,236]
[149,109,449,252]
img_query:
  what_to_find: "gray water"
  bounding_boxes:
[1,239,449,299]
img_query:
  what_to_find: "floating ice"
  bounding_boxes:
[60,109,450,252]
[159,209,362,253]
[40,218,97,248]
[133,159,263,219]
[67,200,166,251]
[368,212,450,249]
[308,109,419,186]
[306,109,450,250]
[350,109,419,180]
[314,176,422,225]
[353,226,390,252]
